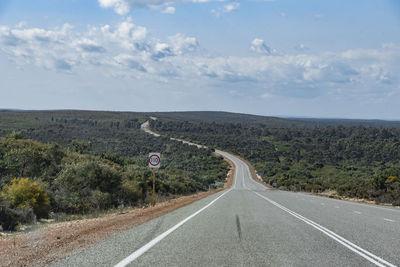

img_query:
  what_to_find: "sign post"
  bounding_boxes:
[152,168,156,207]
[148,153,161,206]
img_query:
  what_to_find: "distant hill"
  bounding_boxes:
[299,118,400,128]
[148,111,311,128]
[0,110,399,129]
[149,111,400,128]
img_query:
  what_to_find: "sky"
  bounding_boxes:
[0,0,400,119]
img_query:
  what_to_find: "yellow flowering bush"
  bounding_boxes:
[1,178,50,218]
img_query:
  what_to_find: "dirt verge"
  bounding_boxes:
[0,156,234,267]
[214,151,235,189]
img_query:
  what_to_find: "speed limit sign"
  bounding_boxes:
[148,153,161,168]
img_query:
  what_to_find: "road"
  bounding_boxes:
[51,148,400,267]
[141,119,207,149]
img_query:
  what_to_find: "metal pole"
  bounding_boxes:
[152,168,156,206]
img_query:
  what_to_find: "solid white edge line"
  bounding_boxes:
[253,191,396,267]
[114,188,233,267]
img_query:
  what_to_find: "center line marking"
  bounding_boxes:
[383,218,395,222]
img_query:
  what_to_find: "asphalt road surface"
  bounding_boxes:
[51,150,400,267]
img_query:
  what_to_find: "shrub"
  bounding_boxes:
[121,179,141,205]
[90,190,111,210]
[0,206,24,230]
[53,160,123,213]
[5,131,25,140]
[1,178,50,218]
[0,203,36,231]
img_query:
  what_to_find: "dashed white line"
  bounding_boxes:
[383,218,395,222]
[303,193,400,213]
[335,206,340,209]
[354,211,362,215]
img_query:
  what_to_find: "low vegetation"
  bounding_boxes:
[150,118,400,206]
[0,111,229,230]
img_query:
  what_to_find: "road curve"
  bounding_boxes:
[51,128,400,267]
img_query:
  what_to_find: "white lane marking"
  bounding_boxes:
[335,206,340,209]
[354,211,362,215]
[239,161,265,191]
[253,191,396,267]
[240,164,246,189]
[241,163,249,190]
[321,203,325,206]
[114,189,232,267]
[232,159,238,189]
[383,218,395,222]
[302,193,400,213]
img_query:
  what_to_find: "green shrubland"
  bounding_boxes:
[151,119,400,205]
[0,120,228,230]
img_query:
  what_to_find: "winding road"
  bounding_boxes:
[51,123,400,267]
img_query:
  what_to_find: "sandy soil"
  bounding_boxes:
[0,156,234,267]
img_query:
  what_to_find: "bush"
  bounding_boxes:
[212,181,225,188]
[121,179,141,205]
[1,178,50,218]
[0,206,24,230]
[90,190,111,210]
[0,204,36,231]
[53,160,123,213]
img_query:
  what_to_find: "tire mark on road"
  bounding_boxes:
[235,215,242,241]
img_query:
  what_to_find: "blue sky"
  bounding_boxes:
[0,0,399,119]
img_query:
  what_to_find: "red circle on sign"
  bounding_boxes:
[148,155,160,166]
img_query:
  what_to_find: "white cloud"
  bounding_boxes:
[98,0,225,15]
[261,93,273,99]
[294,43,309,52]
[0,20,399,102]
[16,21,27,28]
[211,2,239,17]
[168,34,198,54]
[250,38,276,55]
[223,2,239,13]
[114,54,147,72]
[74,38,106,53]
[161,6,176,14]
[0,19,199,74]
[98,0,132,15]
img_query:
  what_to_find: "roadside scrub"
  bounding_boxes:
[0,149,235,267]
[0,133,228,231]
